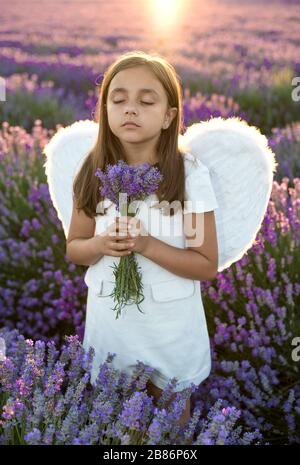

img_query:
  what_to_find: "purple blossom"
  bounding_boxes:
[0,329,260,445]
[95,160,164,212]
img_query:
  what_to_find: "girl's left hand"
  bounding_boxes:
[116,216,150,255]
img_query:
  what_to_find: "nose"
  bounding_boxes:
[125,108,137,115]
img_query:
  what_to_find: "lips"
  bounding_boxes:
[122,122,140,127]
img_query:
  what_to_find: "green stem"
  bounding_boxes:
[15,425,23,444]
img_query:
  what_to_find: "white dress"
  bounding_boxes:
[82,152,219,392]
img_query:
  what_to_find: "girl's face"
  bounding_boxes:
[106,66,177,146]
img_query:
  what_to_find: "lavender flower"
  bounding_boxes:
[95,160,163,211]
[0,328,261,445]
[94,161,164,319]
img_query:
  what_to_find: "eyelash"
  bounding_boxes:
[113,100,154,105]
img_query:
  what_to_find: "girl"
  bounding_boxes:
[66,51,219,429]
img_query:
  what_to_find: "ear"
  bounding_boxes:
[163,107,178,129]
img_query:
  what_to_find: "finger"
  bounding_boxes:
[110,219,133,237]
[108,217,137,237]
[109,217,128,232]
[108,221,122,237]
[112,232,127,239]
[108,242,133,256]
[108,229,131,240]
[109,241,128,251]
[117,224,130,237]
[115,240,134,250]
[118,216,137,228]
[111,240,125,250]
[114,250,132,257]
[128,225,139,237]
[107,221,117,234]
[113,225,132,240]
[107,248,132,257]
[116,216,131,226]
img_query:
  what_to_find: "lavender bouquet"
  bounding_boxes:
[95,160,164,320]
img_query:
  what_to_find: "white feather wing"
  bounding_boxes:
[43,119,99,238]
[180,116,278,272]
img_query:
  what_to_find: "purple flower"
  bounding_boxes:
[95,160,164,212]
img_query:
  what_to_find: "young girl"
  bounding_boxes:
[66,51,219,428]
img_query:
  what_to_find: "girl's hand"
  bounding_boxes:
[109,216,151,255]
[96,218,134,257]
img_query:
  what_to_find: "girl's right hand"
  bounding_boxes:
[96,216,136,257]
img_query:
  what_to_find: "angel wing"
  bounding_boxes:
[179,116,278,272]
[43,116,277,274]
[42,119,99,238]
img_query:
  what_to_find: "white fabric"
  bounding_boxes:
[180,116,277,271]
[83,280,212,392]
[42,116,277,390]
[43,117,277,273]
[184,152,219,213]
[43,120,98,238]
[83,152,218,291]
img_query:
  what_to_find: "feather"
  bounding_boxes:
[43,116,278,273]
[181,116,278,272]
[42,119,98,238]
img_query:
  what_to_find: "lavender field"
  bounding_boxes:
[0,0,300,445]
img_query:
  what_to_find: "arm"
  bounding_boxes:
[66,237,104,267]
[142,211,218,281]
[66,199,104,267]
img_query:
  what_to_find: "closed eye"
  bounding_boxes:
[113,100,154,105]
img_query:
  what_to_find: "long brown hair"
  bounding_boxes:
[73,50,186,218]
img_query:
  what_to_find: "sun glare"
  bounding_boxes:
[148,0,186,35]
